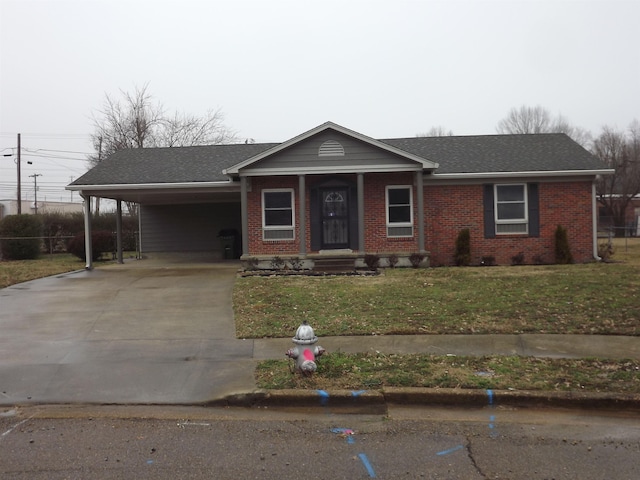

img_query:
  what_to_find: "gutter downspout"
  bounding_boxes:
[592,181,601,261]
[80,192,93,270]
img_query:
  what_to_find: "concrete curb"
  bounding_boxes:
[213,388,640,412]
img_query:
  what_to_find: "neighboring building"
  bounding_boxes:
[67,122,613,268]
[0,199,83,220]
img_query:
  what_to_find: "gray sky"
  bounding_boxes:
[1,0,638,204]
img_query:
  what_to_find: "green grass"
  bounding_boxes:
[235,252,640,338]
[256,353,640,393]
[0,253,85,288]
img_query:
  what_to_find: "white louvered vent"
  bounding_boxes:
[318,140,345,157]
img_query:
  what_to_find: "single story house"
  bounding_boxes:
[67,121,613,269]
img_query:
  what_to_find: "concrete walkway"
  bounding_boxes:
[0,261,639,407]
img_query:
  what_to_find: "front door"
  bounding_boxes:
[321,188,349,249]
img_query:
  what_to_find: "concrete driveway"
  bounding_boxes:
[0,261,256,405]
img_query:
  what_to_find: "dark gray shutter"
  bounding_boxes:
[483,184,495,239]
[528,183,540,237]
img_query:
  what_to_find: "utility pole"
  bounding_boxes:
[17,134,22,214]
[29,173,42,214]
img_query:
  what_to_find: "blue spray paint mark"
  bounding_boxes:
[351,390,366,397]
[317,389,329,406]
[486,389,494,405]
[146,460,154,465]
[358,453,377,478]
[436,445,464,456]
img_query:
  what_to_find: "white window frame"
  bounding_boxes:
[262,188,295,241]
[494,184,528,235]
[386,185,414,237]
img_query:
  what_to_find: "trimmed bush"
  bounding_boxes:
[66,230,114,261]
[363,254,380,271]
[0,214,43,260]
[554,225,574,264]
[409,253,424,268]
[454,228,471,266]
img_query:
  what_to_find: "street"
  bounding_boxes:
[1,405,638,479]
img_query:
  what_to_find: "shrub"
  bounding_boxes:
[554,225,573,264]
[270,256,285,270]
[0,214,43,260]
[598,241,614,261]
[363,254,380,271]
[511,252,525,265]
[66,230,114,261]
[454,228,471,266]
[289,257,304,271]
[409,253,424,268]
[387,254,399,268]
[480,255,496,266]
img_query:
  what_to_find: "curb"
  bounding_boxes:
[213,388,640,412]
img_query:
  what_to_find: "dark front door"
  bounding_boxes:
[321,188,349,249]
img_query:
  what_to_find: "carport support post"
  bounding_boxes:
[80,192,93,270]
[116,200,123,264]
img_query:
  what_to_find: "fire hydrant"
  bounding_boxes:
[285,321,325,375]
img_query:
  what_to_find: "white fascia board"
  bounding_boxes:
[238,164,423,177]
[66,180,237,192]
[425,169,615,181]
[224,121,438,175]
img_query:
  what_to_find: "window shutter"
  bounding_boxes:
[483,184,495,239]
[528,183,540,237]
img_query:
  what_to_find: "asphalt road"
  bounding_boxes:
[1,405,638,479]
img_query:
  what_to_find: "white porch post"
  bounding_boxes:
[240,176,249,256]
[116,199,123,264]
[357,173,365,252]
[298,175,306,255]
[416,171,425,252]
[80,193,93,270]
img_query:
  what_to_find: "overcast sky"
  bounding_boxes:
[1,0,638,204]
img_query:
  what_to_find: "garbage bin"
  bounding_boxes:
[218,229,238,259]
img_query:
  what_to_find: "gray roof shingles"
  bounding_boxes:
[71,133,605,187]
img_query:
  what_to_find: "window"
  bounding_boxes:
[386,186,413,237]
[494,184,528,234]
[262,189,295,240]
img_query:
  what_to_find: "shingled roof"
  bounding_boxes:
[70,133,605,187]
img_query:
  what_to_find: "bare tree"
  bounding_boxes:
[89,84,238,167]
[594,121,640,235]
[417,126,454,137]
[496,105,592,146]
[496,105,553,134]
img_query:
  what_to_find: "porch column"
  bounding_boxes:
[240,176,249,256]
[115,199,123,264]
[298,174,306,255]
[416,171,425,252]
[80,192,93,270]
[357,173,365,252]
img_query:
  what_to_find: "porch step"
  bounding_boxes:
[313,257,356,273]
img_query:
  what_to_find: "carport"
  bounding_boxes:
[66,182,242,269]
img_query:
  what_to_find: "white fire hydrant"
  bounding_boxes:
[285,321,325,375]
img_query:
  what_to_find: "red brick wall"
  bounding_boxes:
[246,175,596,265]
[425,181,595,265]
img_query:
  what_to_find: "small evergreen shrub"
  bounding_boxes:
[409,253,424,268]
[454,228,471,266]
[554,225,574,264]
[363,254,380,271]
[480,255,496,266]
[66,230,114,261]
[0,214,43,260]
[387,254,399,268]
[511,252,525,265]
[289,257,304,271]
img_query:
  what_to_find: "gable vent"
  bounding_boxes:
[318,140,345,157]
